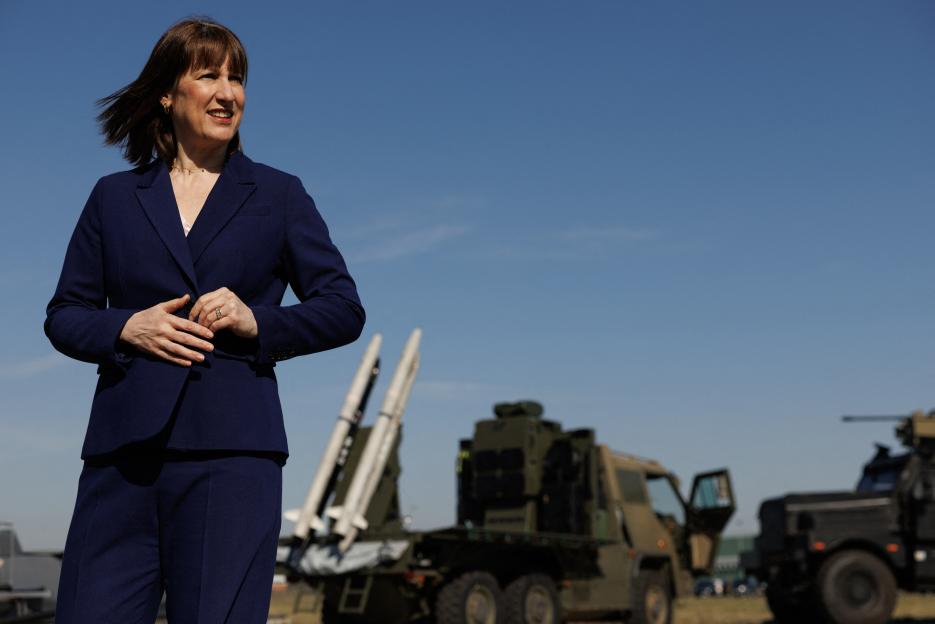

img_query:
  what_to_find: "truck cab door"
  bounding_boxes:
[685,469,735,573]
[905,462,935,585]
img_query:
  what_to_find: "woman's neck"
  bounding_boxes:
[172,142,228,173]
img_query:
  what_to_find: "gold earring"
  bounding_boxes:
[162,101,170,114]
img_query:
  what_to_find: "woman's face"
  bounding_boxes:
[164,56,245,154]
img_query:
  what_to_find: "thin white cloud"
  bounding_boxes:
[341,216,412,240]
[478,224,661,260]
[0,353,68,379]
[348,224,471,263]
[560,225,658,243]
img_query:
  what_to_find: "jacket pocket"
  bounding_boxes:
[211,345,276,368]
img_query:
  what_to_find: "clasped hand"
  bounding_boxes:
[119,288,258,366]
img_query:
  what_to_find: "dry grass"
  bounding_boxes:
[673,596,772,624]
[153,590,935,624]
[674,593,935,624]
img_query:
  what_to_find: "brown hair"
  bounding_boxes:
[97,17,248,167]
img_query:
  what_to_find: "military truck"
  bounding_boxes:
[281,399,735,624]
[742,410,935,624]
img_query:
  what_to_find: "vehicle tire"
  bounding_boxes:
[503,573,560,624]
[817,549,897,624]
[630,570,672,624]
[436,570,503,624]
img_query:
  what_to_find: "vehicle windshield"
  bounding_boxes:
[856,453,907,493]
[645,474,685,526]
[856,468,901,493]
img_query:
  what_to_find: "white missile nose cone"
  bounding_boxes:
[283,509,301,523]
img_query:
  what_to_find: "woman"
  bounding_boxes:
[44,17,364,623]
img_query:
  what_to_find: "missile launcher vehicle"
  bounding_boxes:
[742,410,935,624]
[277,334,735,624]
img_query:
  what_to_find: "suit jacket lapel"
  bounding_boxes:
[186,151,257,265]
[135,161,199,290]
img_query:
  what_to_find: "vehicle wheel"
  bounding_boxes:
[630,570,671,624]
[817,549,897,624]
[437,571,503,624]
[503,574,560,624]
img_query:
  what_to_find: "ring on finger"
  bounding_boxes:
[214,306,223,320]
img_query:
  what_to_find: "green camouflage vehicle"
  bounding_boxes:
[276,400,734,624]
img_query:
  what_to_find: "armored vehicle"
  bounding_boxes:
[279,336,735,624]
[742,410,935,624]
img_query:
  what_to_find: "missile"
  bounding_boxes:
[287,334,381,565]
[337,351,419,552]
[329,329,422,551]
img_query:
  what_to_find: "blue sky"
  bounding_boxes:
[1,1,933,549]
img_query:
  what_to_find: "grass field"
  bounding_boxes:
[673,593,935,624]
[154,590,935,624]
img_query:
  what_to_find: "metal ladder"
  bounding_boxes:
[338,574,373,614]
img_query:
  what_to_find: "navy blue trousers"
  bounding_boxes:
[55,449,283,623]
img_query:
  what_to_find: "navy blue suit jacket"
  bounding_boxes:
[45,151,365,459]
